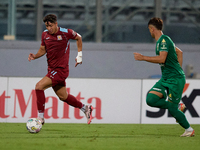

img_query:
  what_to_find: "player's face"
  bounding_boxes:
[148,25,155,38]
[45,21,58,34]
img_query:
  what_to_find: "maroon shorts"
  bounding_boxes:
[46,68,69,87]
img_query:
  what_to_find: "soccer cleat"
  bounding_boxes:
[84,105,93,124]
[181,130,195,137]
[178,103,186,112]
[37,117,45,125]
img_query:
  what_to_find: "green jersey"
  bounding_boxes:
[156,35,185,79]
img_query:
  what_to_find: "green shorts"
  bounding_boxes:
[149,77,185,104]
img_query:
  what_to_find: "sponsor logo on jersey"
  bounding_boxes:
[57,35,62,40]
[162,39,166,43]
[161,45,167,50]
[161,39,167,50]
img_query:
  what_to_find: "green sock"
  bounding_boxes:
[146,93,169,109]
[168,103,190,129]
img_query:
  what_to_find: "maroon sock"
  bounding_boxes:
[35,90,46,113]
[65,94,83,109]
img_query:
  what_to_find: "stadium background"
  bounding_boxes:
[0,0,200,124]
[0,0,200,78]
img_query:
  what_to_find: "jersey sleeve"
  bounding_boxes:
[67,29,77,39]
[159,37,168,52]
[41,31,46,46]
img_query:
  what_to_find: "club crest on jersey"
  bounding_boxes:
[168,93,172,100]
[57,35,62,40]
[169,93,172,97]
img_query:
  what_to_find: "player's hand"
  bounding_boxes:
[75,51,82,67]
[75,58,82,67]
[28,53,35,62]
[134,52,144,61]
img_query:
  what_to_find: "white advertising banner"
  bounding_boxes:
[0,77,141,124]
[141,79,200,124]
[0,77,8,122]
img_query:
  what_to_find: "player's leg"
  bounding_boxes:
[146,91,169,109]
[168,103,189,127]
[35,76,52,125]
[168,103,194,136]
[53,85,93,124]
[167,77,194,137]
[53,85,82,108]
[146,80,169,109]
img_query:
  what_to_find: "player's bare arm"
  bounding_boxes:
[74,33,83,67]
[134,51,168,64]
[28,45,46,61]
[175,47,183,67]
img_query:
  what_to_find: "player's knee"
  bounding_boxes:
[59,96,66,101]
[146,93,153,106]
[35,82,43,90]
[146,93,159,107]
[58,94,68,101]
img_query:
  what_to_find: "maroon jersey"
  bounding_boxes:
[41,27,77,70]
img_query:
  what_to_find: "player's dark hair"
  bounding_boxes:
[43,14,57,23]
[148,17,163,30]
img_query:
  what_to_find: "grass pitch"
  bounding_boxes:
[0,123,199,150]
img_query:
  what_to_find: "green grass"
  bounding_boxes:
[0,123,199,150]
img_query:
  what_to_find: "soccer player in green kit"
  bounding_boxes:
[134,17,195,137]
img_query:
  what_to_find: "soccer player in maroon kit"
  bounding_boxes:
[28,14,93,125]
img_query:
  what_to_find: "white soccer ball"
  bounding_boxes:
[26,118,42,133]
